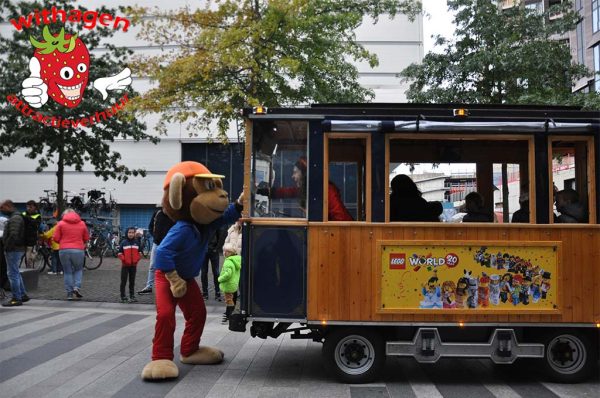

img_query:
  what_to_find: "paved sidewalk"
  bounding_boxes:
[26,256,224,305]
[1,300,598,398]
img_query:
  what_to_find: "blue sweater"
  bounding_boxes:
[154,203,241,279]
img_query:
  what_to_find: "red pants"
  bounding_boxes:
[152,271,207,360]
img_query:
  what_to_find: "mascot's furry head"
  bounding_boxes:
[162,161,229,225]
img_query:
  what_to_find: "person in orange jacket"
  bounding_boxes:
[118,227,142,303]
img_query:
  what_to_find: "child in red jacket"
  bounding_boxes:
[118,227,142,303]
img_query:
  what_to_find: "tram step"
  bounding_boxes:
[386,328,544,364]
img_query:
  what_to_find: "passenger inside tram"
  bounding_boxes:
[389,174,442,222]
[257,156,353,221]
[462,191,495,223]
[511,193,529,223]
[554,189,587,223]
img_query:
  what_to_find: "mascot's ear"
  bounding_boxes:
[169,172,186,210]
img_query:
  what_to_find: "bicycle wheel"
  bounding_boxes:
[33,247,49,272]
[18,248,45,271]
[83,248,103,270]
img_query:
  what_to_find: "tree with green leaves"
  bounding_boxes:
[129,0,422,140]
[0,0,156,213]
[400,0,600,107]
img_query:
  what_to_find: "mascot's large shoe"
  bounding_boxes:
[180,346,224,364]
[141,360,179,380]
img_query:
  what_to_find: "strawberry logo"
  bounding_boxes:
[29,26,90,108]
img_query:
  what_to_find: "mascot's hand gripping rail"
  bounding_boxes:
[141,161,243,380]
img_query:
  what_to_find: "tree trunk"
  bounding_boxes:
[56,137,65,217]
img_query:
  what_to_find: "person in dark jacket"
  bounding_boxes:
[462,192,495,223]
[201,225,227,300]
[22,200,41,268]
[511,193,529,223]
[1,200,29,307]
[118,227,142,303]
[390,174,442,222]
[138,207,175,295]
[555,189,587,223]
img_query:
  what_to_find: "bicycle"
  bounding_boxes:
[83,223,106,270]
[135,228,152,258]
[104,227,121,258]
[19,238,51,272]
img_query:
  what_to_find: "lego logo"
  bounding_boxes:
[389,253,406,269]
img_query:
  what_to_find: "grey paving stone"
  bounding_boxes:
[204,369,247,398]
[0,314,144,383]
[256,386,299,398]
[249,335,285,369]
[1,316,152,398]
[0,313,120,362]
[0,312,98,348]
[350,386,390,398]
[227,336,266,371]
[86,327,190,398]
[236,366,270,390]
[164,368,223,398]
[0,309,62,331]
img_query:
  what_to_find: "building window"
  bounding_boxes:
[594,0,600,33]
[576,21,585,65]
[525,1,543,14]
[594,45,600,91]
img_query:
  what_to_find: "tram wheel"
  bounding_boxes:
[540,329,597,383]
[322,327,385,384]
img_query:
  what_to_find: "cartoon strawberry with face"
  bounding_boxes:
[21,26,132,111]
[28,26,89,108]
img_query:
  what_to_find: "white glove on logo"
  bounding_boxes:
[21,57,48,108]
[93,67,132,100]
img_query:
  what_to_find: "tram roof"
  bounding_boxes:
[244,103,600,120]
[244,103,600,134]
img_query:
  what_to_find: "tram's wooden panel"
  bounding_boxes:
[307,224,600,324]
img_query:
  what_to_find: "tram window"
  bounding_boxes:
[326,136,368,221]
[251,120,308,218]
[550,139,593,223]
[493,163,527,223]
[388,138,531,223]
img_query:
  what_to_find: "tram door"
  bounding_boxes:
[246,119,309,319]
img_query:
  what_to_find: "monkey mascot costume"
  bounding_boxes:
[142,161,243,380]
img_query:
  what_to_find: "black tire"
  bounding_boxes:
[19,248,47,272]
[322,327,385,384]
[83,249,103,270]
[541,329,598,383]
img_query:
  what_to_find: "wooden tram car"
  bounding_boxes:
[231,103,600,383]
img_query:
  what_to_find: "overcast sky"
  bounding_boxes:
[422,0,456,53]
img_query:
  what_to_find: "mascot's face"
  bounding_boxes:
[162,161,229,225]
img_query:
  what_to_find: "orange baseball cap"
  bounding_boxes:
[163,161,225,189]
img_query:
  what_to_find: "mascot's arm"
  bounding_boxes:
[165,270,187,298]
[209,202,242,231]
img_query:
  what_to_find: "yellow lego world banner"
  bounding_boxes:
[379,242,558,312]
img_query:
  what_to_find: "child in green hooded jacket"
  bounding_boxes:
[218,242,241,324]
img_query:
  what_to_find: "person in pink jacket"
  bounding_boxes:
[53,209,89,300]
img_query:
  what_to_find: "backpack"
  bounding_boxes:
[21,213,41,246]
